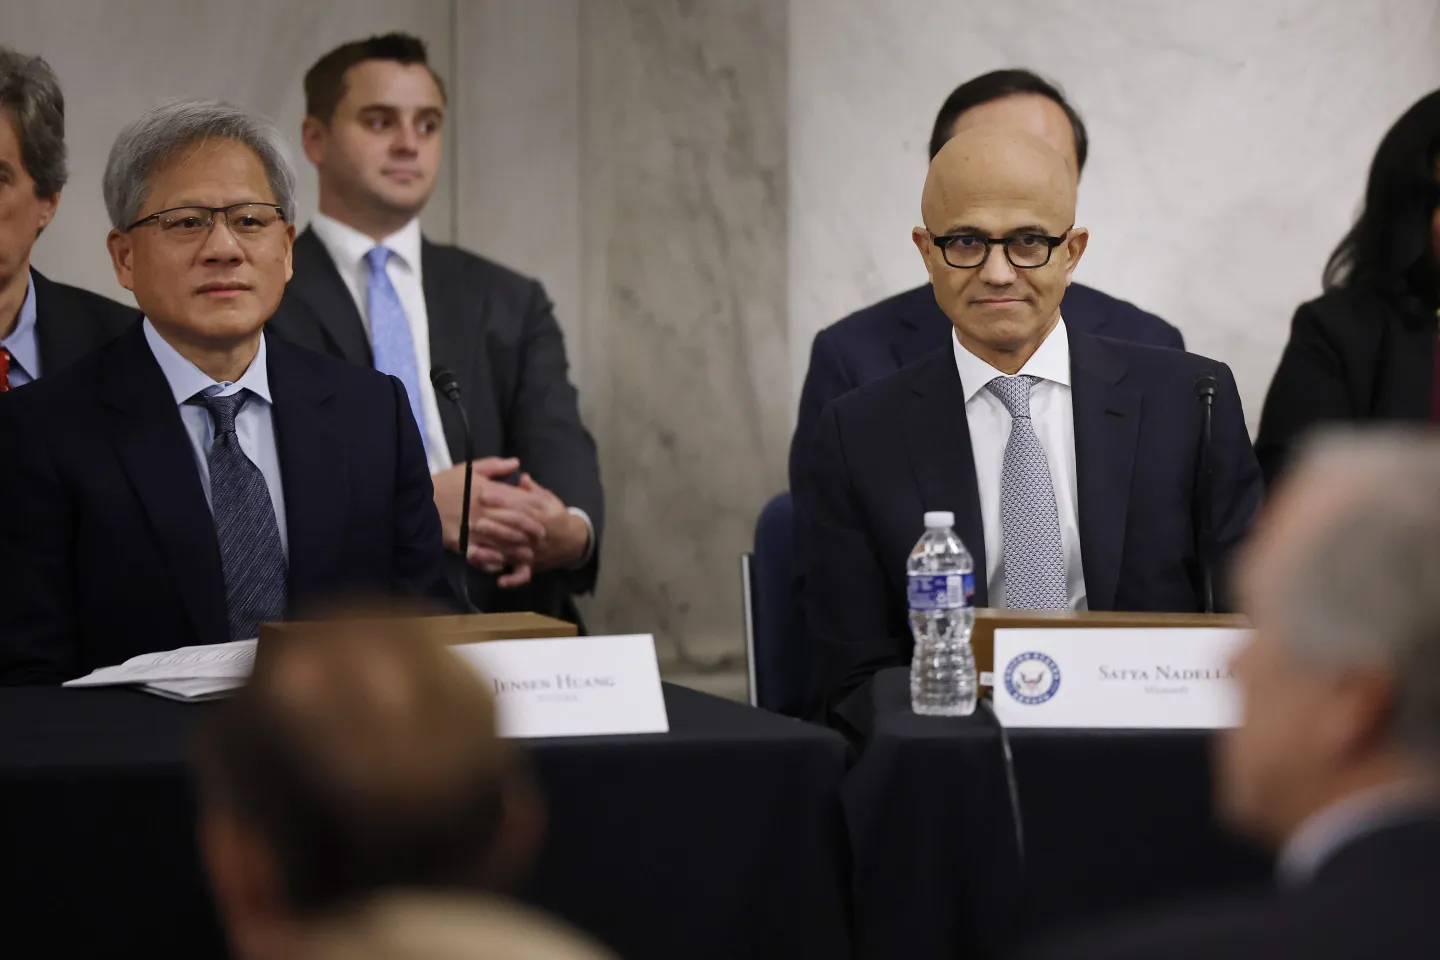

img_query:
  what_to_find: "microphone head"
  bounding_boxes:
[430,365,461,401]
[1194,374,1218,399]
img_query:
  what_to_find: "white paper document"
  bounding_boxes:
[63,639,256,701]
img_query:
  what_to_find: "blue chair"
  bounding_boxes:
[741,492,810,716]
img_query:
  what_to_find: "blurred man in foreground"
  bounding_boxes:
[195,618,615,960]
[1026,431,1440,959]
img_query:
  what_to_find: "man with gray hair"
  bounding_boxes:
[0,45,135,390]
[0,99,449,684]
[1025,430,1440,959]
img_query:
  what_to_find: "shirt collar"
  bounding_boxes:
[951,315,1071,403]
[142,317,272,405]
[310,211,423,275]
[0,270,40,378]
[1277,781,1440,887]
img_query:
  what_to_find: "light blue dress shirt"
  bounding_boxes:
[0,270,40,387]
[142,319,289,557]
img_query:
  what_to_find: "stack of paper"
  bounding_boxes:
[63,639,257,701]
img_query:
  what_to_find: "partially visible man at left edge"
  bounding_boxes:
[0,46,135,391]
[0,99,448,685]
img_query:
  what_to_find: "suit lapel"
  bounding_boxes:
[31,270,87,371]
[901,349,989,606]
[291,228,373,365]
[266,333,349,599]
[891,287,949,369]
[102,326,230,645]
[422,240,486,461]
[1068,328,1140,611]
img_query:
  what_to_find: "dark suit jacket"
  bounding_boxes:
[30,269,137,374]
[1255,287,1437,488]
[0,322,448,684]
[269,229,602,622]
[1019,818,1440,960]
[789,282,1183,494]
[803,328,1261,724]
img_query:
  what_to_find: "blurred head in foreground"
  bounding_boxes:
[194,618,545,960]
[1220,430,1440,847]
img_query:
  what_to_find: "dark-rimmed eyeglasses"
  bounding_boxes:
[930,227,1072,269]
[125,203,287,242]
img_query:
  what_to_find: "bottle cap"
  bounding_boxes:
[923,511,955,529]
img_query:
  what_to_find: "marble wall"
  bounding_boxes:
[789,0,1440,428]
[574,0,789,656]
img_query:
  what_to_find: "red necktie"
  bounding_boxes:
[0,347,10,392]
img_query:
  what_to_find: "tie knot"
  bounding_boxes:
[365,246,394,274]
[985,375,1039,419]
[197,390,250,434]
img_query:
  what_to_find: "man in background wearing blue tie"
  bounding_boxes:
[0,100,447,684]
[269,34,603,626]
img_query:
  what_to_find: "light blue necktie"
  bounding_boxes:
[365,246,429,459]
[986,375,1069,609]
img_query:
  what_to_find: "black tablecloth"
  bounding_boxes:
[843,667,1271,959]
[0,683,850,960]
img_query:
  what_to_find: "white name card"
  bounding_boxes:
[450,634,669,739]
[992,628,1249,729]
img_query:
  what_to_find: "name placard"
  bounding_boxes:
[992,628,1249,729]
[450,634,669,738]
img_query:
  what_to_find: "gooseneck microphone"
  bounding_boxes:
[1194,374,1218,614]
[431,366,477,612]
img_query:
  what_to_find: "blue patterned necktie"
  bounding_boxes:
[197,390,288,641]
[985,375,1069,609]
[365,246,429,459]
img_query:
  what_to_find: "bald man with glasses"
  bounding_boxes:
[801,129,1262,729]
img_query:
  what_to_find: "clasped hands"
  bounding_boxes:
[432,458,590,589]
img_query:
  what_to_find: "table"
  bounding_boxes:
[842,668,1271,959]
[0,683,850,960]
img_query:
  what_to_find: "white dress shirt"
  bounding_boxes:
[310,212,454,474]
[952,318,1086,609]
[142,319,288,557]
[309,212,595,566]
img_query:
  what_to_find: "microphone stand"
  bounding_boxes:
[431,366,476,613]
[1195,374,1218,614]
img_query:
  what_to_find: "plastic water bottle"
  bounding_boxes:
[908,511,977,716]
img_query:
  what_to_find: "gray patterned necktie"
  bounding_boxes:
[196,390,287,640]
[985,375,1068,609]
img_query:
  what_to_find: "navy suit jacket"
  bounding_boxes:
[789,282,1183,493]
[802,327,1260,725]
[0,322,449,684]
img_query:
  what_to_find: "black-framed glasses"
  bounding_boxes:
[931,227,1072,269]
[125,203,287,241]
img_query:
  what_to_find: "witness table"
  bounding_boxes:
[842,667,1271,959]
[0,683,849,960]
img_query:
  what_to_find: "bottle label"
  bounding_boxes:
[908,573,972,610]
